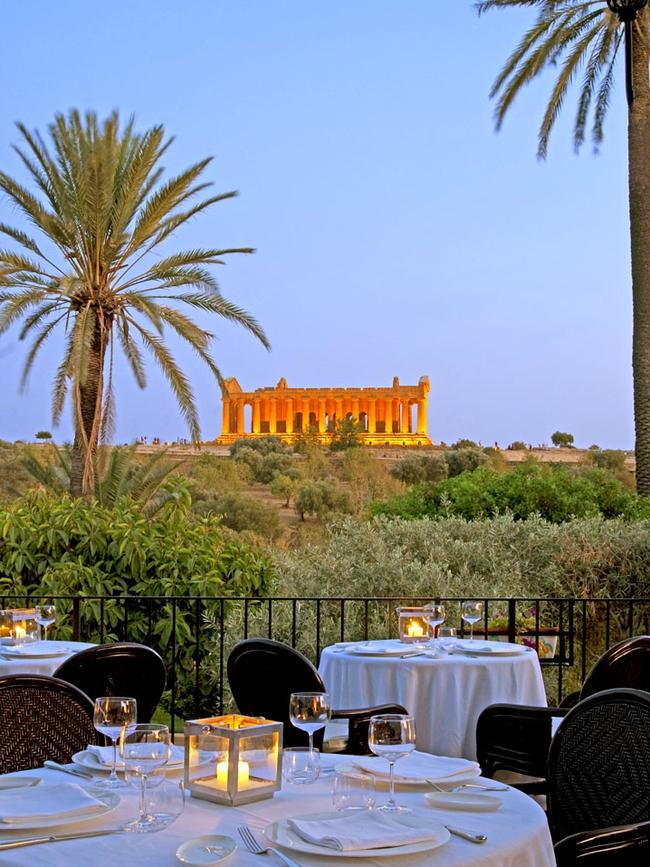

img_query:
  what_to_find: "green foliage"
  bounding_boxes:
[507,441,527,451]
[451,439,479,450]
[391,454,448,485]
[371,463,650,523]
[230,437,290,457]
[551,431,575,447]
[444,447,488,478]
[191,491,282,541]
[270,474,297,508]
[337,448,403,513]
[230,438,298,484]
[591,449,627,474]
[186,453,252,493]
[34,431,52,440]
[0,441,37,502]
[294,479,354,521]
[329,418,364,452]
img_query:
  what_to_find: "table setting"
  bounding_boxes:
[0,605,95,676]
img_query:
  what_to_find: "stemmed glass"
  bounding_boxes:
[461,600,484,641]
[119,723,171,833]
[289,692,331,754]
[424,602,445,648]
[368,713,416,813]
[36,605,56,641]
[93,696,137,789]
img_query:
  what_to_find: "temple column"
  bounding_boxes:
[391,399,399,434]
[402,401,411,433]
[417,398,427,435]
[286,398,294,433]
[302,398,310,431]
[252,399,261,434]
[221,398,231,435]
[335,398,343,426]
[368,398,376,433]
[318,398,326,433]
[269,398,277,434]
[236,400,245,434]
[352,397,360,421]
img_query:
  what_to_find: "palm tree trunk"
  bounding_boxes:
[70,320,105,499]
[629,14,650,496]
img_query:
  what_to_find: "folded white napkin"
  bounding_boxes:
[353,750,480,782]
[87,743,184,767]
[287,812,438,851]
[0,783,105,823]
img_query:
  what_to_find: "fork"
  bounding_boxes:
[427,779,509,793]
[238,825,302,867]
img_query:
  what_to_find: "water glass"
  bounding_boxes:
[36,605,56,641]
[289,692,331,752]
[438,626,458,654]
[332,772,376,811]
[93,696,137,789]
[461,600,484,640]
[368,713,416,813]
[282,746,320,784]
[424,602,445,647]
[119,723,171,832]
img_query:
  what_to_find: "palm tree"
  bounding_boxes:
[0,111,269,497]
[478,1,650,494]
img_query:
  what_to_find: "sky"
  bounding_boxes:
[0,1,634,448]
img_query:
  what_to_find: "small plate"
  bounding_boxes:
[265,810,449,858]
[0,645,69,659]
[424,791,502,812]
[176,835,236,865]
[452,640,530,656]
[0,790,119,830]
[346,642,428,657]
[0,776,42,791]
[71,748,202,773]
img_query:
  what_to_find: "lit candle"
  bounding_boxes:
[407,621,424,638]
[13,625,26,641]
[216,759,250,789]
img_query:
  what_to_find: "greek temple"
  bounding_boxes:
[216,376,432,446]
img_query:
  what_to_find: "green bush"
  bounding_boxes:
[591,449,628,474]
[192,491,282,540]
[371,463,650,523]
[391,454,448,485]
[444,447,488,478]
[295,479,354,520]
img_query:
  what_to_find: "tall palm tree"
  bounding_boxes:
[0,111,269,497]
[478,1,650,494]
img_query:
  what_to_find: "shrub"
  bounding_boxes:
[295,479,354,520]
[231,442,299,484]
[230,436,290,457]
[444,447,488,478]
[591,449,628,474]
[551,431,574,447]
[451,439,479,450]
[191,491,282,540]
[329,418,364,452]
[188,453,252,492]
[391,454,448,485]
[270,474,297,507]
[34,431,52,440]
[507,441,527,451]
[371,463,648,523]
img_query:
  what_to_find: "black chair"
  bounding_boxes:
[227,638,408,754]
[548,689,650,864]
[476,635,650,793]
[0,674,98,773]
[54,642,166,723]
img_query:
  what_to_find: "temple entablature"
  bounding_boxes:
[216,376,432,446]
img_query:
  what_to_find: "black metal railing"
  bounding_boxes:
[2,594,649,735]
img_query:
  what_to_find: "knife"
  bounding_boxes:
[0,828,124,850]
[445,825,488,844]
[43,761,94,779]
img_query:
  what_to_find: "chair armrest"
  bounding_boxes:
[476,703,567,787]
[554,821,650,866]
[332,704,408,755]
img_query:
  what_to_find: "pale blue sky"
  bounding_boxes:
[0,1,633,447]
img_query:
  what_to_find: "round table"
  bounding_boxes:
[319,640,547,759]
[0,641,95,677]
[0,756,556,866]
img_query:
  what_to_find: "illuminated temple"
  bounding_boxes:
[216,376,432,446]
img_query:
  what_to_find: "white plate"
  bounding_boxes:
[265,810,449,858]
[335,764,479,790]
[0,776,42,791]
[0,790,119,830]
[346,642,429,657]
[424,791,502,812]
[0,645,70,659]
[452,640,531,656]
[71,748,211,773]
[176,834,236,865]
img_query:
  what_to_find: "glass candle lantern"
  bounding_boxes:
[0,609,40,645]
[183,714,282,806]
[397,607,430,643]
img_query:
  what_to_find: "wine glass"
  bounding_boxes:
[461,600,484,641]
[289,692,331,754]
[119,723,171,833]
[93,696,137,789]
[36,605,56,641]
[424,602,445,648]
[368,713,416,813]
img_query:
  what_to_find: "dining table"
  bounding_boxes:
[0,753,557,866]
[318,639,548,759]
[0,640,95,677]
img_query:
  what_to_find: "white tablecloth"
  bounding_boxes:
[0,757,556,866]
[319,642,547,759]
[0,641,95,677]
